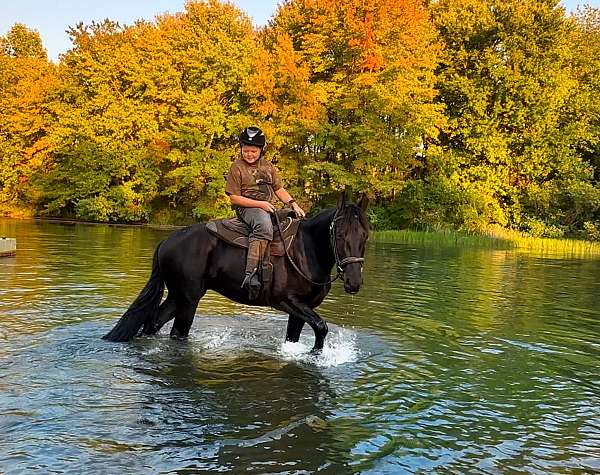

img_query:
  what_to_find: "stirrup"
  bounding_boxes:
[241,269,261,300]
[241,268,256,288]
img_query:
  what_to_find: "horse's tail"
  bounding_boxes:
[102,244,165,342]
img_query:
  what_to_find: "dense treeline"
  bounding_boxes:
[1,0,599,237]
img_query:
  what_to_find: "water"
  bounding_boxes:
[1,218,599,473]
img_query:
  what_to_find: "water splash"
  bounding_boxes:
[193,326,234,350]
[154,315,360,367]
[280,327,359,367]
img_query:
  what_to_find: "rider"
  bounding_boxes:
[225,126,306,300]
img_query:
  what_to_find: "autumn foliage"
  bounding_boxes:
[1,0,600,238]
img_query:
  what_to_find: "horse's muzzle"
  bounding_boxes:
[343,273,362,294]
[342,261,363,294]
[344,283,361,294]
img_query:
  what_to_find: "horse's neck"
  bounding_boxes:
[298,209,336,276]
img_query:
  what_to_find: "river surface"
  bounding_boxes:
[0,218,599,474]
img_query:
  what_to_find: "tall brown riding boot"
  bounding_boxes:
[241,239,268,300]
[261,242,272,285]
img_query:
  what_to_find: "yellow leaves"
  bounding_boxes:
[1,23,47,60]
[353,72,377,87]
[0,35,58,195]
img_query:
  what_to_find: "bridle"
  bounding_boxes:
[277,208,365,286]
[329,210,365,279]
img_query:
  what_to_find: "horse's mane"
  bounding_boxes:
[301,207,336,228]
[340,203,369,230]
[305,203,369,231]
[302,204,369,231]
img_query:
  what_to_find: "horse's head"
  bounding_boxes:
[332,193,370,294]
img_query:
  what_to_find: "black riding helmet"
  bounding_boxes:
[239,126,266,150]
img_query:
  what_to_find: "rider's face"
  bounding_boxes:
[241,145,262,164]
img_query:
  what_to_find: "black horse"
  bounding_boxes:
[103,194,369,352]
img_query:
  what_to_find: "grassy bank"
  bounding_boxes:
[4,208,600,257]
[373,227,600,257]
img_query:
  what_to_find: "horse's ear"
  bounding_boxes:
[357,194,369,212]
[337,191,347,209]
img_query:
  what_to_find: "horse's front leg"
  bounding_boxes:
[280,301,328,353]
[285,314,305,343]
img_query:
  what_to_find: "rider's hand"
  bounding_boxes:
[291,202,306,218]
[260,201,276,213]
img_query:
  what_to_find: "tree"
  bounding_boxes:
[257,0,443,203]
[569,7,600,180]
[0,24,56,215]
[431,0,600,234]
[38,0,259,222]
[1,23,47,59]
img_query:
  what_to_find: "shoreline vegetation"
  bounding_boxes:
[3,214,600,257]
[374,227,600,257]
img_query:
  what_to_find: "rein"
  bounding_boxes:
[274,209,364,287]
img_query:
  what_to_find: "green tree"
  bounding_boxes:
[569,7,600,180]
[431,0,600,234]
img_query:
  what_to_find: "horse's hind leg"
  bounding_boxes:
[141,295,177,336]
[285,315,305,343]
[170,291,205,340]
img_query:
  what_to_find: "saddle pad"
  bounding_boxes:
[205,213,300,257]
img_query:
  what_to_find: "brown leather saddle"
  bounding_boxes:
[205,209,301,256]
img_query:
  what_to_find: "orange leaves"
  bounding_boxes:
[244,46,276,116]
[274,0,436,75]
[346,4,383,72]
[245,26,324,130]
[270,0,441,106]
[258,0,443,197]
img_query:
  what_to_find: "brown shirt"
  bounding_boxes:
[225,158,283,204]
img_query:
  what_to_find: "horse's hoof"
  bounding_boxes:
[309,347,323,355]
[169,331,188,341]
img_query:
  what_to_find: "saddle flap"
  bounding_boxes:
[222,217,250,234]
[206,212,300,257]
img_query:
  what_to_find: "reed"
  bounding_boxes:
[372,227,600,257]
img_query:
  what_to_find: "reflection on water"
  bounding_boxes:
[1,218,600,473]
